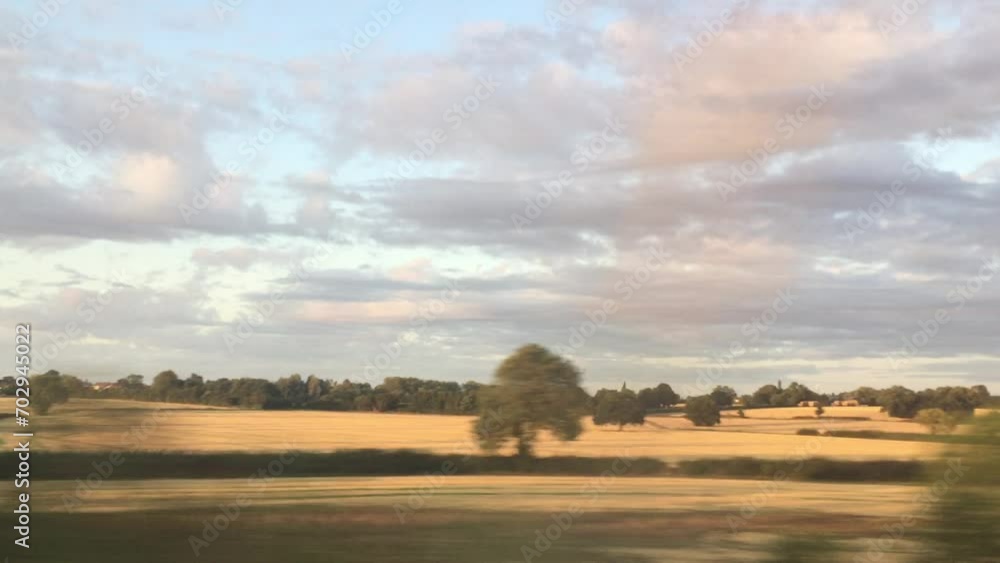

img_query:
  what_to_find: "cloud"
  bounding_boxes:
[4,2,1000,391]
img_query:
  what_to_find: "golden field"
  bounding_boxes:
[19,476,938,562]
[6,398,974,461]
[26,474,931,518]
[7,398,996,562]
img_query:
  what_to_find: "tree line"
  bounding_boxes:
[1,353,991,428]
[0,371,488,415]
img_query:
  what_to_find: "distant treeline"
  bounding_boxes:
[736,381,993,418]
[0,371,993,419]
[21,372,490,414]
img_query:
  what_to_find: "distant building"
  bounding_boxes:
[92,382,118,391]
[831,399,860,407]
[797,400,820,407]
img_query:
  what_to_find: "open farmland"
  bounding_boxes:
[7,475,978,562]
[24,474,936,517]
[14,399,948,461]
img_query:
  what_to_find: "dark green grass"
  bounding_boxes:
[3,507,701,563]
[2,449,667,480]
[3,450,931,483]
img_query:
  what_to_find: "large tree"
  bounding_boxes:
[751,384,780,407]
[638,383,680,411]
[593,388,645,430]
[710,385,738,408]
[849,386,880,406]
[32,371,70,415]
[878,386,921,418]
[473,344,588,457]
[684,395,721,427]
[151,370,180,401]
[772,382,819,407]
[971,384,991,407]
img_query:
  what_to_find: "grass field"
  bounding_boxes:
[13,399,947,461]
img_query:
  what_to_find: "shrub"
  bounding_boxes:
[914,408,958,435]
[796,428,820,436]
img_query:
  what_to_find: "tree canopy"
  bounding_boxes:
[637,383,679,410]
[473,344,588,457]
[32,370,70,415]
[685,395,721,427]
[593,387,645,430]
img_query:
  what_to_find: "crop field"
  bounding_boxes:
[25,474,934,517]
[6,475,966,562]
[8,399,953,461]
[7,398,997,562]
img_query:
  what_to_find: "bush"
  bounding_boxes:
[921,412,1000,560]
[796,428,820,436]
[914,408,958,435]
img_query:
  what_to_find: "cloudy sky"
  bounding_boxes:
[3,0,999,394]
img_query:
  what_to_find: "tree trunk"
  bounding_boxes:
[516,438,532,458]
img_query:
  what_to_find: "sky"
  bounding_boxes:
[2,0,999,395]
